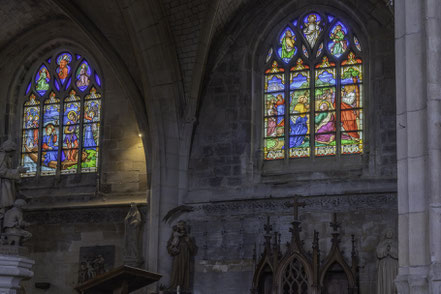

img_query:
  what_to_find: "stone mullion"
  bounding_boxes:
[57,95,64,178]
[311,64,316,159]
[285,69,289,160]
[78,93,85,173]
[36,97,43,178]
[336,63,341,158]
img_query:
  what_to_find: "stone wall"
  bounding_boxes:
[21,205,147,294]
[0,19,148,206]
[188,0,396,202]
[183,0,397,293]
[180,194,396,294]
[0,13,149,294]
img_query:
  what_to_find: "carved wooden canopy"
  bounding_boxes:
[251,198,359,294]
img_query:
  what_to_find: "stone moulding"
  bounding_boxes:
[190,193,396,216]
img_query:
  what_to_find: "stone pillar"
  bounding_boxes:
[395,0,441,293]
[0,254,34,294]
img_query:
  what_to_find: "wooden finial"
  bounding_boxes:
[330,213,341,231]
[288,197,307,220]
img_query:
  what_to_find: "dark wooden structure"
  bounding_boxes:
[75,265,162,294]
[251,198,359,294]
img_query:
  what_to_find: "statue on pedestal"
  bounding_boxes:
[167,220,196,292]
[0,140,26,209]
[124,203,143,266]
[0,140,34,294]
[3,199,32,246]
[376,229,398,294]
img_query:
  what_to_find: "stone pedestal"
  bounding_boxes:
[0,252,34,294]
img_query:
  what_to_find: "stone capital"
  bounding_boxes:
[0,254,34,294]
[395,274,409,294]
[408,274,428,294]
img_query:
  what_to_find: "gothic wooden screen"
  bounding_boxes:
[281,257,309,294]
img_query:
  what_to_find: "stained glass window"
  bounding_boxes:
[264,12,364,161]
[20,50,103,177]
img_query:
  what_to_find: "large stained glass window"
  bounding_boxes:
[264,12,364,160]
[21,50,103,177]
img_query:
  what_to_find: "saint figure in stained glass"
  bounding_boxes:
[329,24,347,57]
[56,53,72,82]
[84,114,98,148]
[314,101,335,144]
[35,66,50,93]
[290,95,309,147]
[63,110,79,162]
[303,13,321,47]
[42,124,58,168]
[279,28,296,62]
[76,61,91,91]
[341,86,360,138]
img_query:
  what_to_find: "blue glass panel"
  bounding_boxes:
[66,77,71,90]
[265,75,284,92]
[317,70,336,85]
[43,104,60,126]
[25,81,31,95]
[95,73,101,87]
[290,72,309,90]
[54,79,60,91]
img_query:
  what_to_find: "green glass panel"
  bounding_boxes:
[264,138,285,160]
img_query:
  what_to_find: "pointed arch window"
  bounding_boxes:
[21,51,103,177]
[264,12,364,160]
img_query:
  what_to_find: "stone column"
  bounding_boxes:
[395,0,441,293]
[0,254,34,294]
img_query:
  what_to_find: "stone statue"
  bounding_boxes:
[124,203,143,266]
[167,220,197,292]
[0,140,26,209]
[3,199,32,246]
[376,229,398,294]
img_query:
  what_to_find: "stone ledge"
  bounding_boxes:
[189,193,397,216]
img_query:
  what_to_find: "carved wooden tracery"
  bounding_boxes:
[251,199,359,294]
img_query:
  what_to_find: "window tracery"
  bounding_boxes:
[21,50,102,176]
[264,12,364,160]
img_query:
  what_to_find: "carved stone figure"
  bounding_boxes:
[167,220,196,292]
[3,199,32,246]
[124,203,143,266]
[0,140,26,209]
[376,229,398,294]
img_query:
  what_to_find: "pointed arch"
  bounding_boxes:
[263,10,366,161]
[20,48,103,177]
